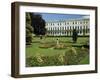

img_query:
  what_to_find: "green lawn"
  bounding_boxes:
[79,55,89,64]
[26,36,89,67]
[26,43,66,57]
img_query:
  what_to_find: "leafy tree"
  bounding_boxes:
[30,13,46,39]
[72,29,78,43]
[26,13,33,45]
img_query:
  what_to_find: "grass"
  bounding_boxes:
[26,43,66,57]
[26,36,89,67]
[79,55,89,64]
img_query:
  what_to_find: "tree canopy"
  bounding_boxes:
[30,13,46,38]
[72,29,78,43]
[26,13,33,45]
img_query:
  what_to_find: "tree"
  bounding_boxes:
[26,13,33,45]
[72,29,78,43]
[30,13,46,39]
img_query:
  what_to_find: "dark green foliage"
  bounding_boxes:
[26,13,33,45]
[30,13,47,39]
[26,57,39,66]
[72,29,78,43]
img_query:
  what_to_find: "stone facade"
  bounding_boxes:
[45,17,90,36]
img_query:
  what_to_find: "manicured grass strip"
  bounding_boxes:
[79,55,89,64]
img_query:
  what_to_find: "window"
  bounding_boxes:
[58,27,59,30]
[65,27,66,30]
[60,23,61,26]
[55,27,56,30]
[80,22,82,24]
[86,21,88,24]
[80,26,82,34]
[67,22,69,25]
[60,27,62,30]
[67,27,69,30]
[51,27,52,31]
[70,26,71,30]
[84,21,85,24]
[84,26,85,29]
[78,26,79,30]
[62,27,64,30]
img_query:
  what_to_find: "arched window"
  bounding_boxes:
[84,26,85,29]
[67,27,69,30]
[70,26,71,30]
[58,23,59,26]
[86,26,89,33]
[51,27,52,31]
[65,27,66,30]
[75,21,77,24]
[55,27,56,31]
[58,27,59,30]
[78,26,79,30]
[75,26,77,30]
[73,26,74,30]
[77,26,79,33]
[80,26,82,34]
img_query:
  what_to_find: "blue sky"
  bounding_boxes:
[34,13,89,21]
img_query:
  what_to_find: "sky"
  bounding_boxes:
[34,12,89,22]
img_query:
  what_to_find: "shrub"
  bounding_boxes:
[26,53,65,67]
[57,53,65,64]
[26,57,39,67]
[26,47,89,67]
[64,47,78,65]
[72,29,78,43]
[39,43,54,48]
[54,44,66,49]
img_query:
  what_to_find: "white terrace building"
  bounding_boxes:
[45,17,90,36]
